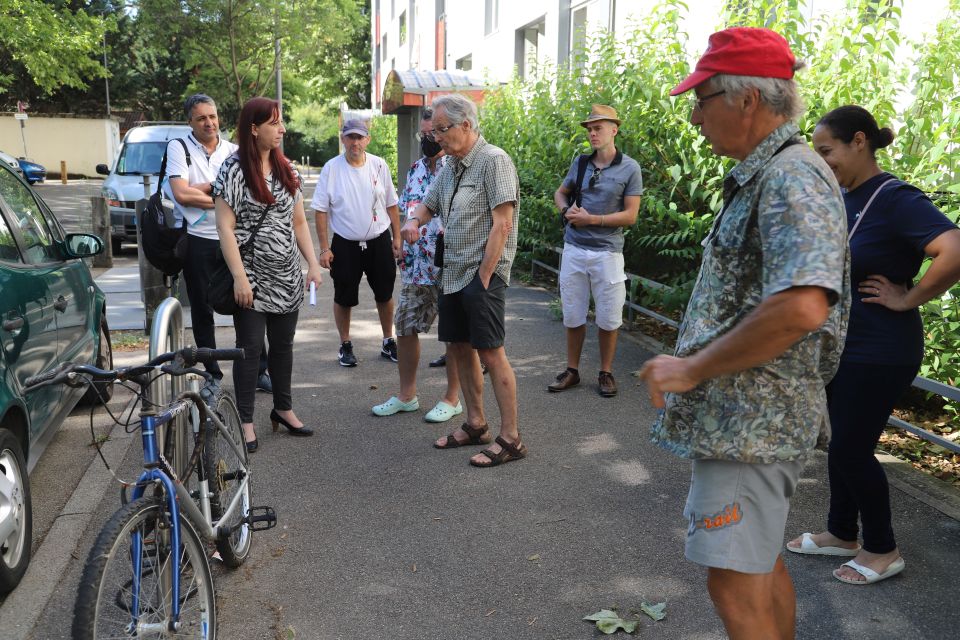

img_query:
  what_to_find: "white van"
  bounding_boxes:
[95,122,191,254]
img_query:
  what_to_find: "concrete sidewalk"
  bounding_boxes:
[7,276,960,639]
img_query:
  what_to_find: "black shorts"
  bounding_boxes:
[330,229,397,307]
[438,272,506,349]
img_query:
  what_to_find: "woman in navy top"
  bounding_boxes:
[787,105,960,584]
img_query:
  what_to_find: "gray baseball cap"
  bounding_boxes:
[341,119,369,136]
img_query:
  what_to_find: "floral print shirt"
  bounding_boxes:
[650,123,851,463]
[399,155,447,286]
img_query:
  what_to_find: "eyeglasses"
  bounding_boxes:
[691,90,726,111]
[588,167,603,189]
[429,122,457,137]
[415,131,435,142]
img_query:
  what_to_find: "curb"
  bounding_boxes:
[0,409,138,639]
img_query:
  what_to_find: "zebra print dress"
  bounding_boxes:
[213,154,305,314]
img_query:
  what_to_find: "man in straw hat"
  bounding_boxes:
[640,27,849,639]
[548,104,642,398]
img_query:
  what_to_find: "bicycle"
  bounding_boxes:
[24,346,277,639]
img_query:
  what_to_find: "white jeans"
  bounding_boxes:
[558,243,627,331]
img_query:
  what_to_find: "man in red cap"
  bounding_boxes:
[640,27,850,640]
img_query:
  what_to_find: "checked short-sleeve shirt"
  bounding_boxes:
[650,123,851,464]
[422,136,519,294]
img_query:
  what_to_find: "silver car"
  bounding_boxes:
[95,123,191,254]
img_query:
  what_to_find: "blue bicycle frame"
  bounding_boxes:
[129,398,195,628]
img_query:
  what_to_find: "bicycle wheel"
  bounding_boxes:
[73,497,217,639]
[203,390,252,568]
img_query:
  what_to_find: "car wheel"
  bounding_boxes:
[0,429,31,595]
[111,237,122,255]
[81,316,113,405]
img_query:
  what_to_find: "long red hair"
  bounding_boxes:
[236,97,299,204]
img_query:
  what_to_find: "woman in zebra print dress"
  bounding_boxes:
[213,97,323,451]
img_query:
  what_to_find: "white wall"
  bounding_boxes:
[0,116,119,177]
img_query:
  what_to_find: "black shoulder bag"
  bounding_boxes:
[207,203,273,315]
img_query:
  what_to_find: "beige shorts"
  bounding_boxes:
[683,458,802,574]
[394,283,439,336]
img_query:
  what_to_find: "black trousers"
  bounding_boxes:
[826,359,918,553]
[184,235,268,378]
[233,306,299,423]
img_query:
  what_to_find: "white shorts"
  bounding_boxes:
[558,243,626,331]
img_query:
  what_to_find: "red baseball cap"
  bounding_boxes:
[670,27,796,96]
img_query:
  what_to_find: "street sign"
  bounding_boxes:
[14,113,27,121]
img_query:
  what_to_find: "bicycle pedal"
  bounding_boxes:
[244,505,277,531]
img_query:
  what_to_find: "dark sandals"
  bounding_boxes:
[434,422,492,449]
[470,436,528,468]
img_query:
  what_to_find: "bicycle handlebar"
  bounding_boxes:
[23,346,246,393]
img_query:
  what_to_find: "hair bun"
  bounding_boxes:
[877,127,895,148]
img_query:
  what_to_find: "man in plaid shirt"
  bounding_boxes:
[401,94,526,468]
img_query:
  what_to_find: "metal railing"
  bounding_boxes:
[530,246,959,454]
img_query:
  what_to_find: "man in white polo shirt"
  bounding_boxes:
[165,94,269,390]
[312,119,402,367]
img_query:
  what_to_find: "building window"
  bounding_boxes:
[382,34,388,61]
[399,11,407,45]
[485,0,499,36]
[456,54,473,71]
[571,3,588,59]
[516,18,545,80]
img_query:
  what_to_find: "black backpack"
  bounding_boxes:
[141,139,190,276]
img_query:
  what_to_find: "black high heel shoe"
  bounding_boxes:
[270,409,314,436]
[245,438,259,453]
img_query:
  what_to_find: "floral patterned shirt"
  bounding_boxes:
[399,155,447,285]
[650,123,851,463]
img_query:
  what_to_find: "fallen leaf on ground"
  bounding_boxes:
[583,609,637,634]
[527,554,540,562]
[640,601,667,621]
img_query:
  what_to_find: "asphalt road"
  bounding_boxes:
[9,179,960,639]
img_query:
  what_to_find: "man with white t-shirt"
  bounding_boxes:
[165,94,270,389]
[312,119,402,367]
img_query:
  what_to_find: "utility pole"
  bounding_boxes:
[103,27,111,116]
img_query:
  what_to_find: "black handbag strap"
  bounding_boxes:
[571,154,590,207]
[155,138,191,196]
[239,203,273,255]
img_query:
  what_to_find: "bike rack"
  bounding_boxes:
[148,297,188,475]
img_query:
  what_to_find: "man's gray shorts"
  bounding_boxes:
[683,458,802,574]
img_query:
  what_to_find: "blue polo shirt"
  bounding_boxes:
[843,172,956,365]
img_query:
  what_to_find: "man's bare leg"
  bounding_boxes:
[376,299,395,339]
[469,346,518,464]
[566,325,586,369]
[706,556,795,640]
[434,342,485,447]
[598,327,618,373]
[442,343,462,406]
[333,303,352,343]
[397,334,419,402]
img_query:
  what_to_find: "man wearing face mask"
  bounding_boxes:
[372,108,475,422]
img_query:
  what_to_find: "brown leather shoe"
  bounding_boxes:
[548,368,580,392]
[598,371,617,397]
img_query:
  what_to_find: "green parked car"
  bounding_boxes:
[0,161,112,594]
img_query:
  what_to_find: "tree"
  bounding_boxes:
[0,0,110,97]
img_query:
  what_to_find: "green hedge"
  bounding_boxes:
[480,0,960,393]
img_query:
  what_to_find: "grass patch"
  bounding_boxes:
[111,330,149,352]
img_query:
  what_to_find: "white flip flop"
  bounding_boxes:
[786,532,860,557]
[833,557,905,585]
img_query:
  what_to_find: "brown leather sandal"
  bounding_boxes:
[470,436,528,467]
[434,422,492,449]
